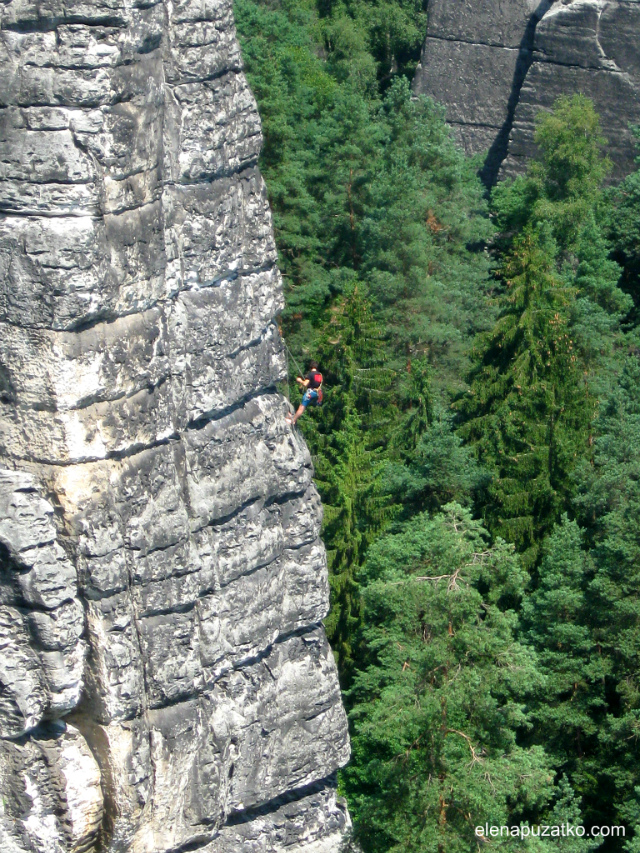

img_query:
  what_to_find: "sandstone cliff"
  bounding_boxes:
[413,0,640,184]
[0,2,350,852]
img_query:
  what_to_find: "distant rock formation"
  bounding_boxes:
[413,0,640,184]
[0,2,350,852]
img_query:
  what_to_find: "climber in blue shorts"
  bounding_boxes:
[285,360,323,425]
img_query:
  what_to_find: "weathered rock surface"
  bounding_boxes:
[413,0,640,184]
[0,470,86,738]
[0,2,350,851]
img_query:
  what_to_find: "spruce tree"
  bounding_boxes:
[522,518,604,797]
[458,229,594,566]
[386,404,484,517]
[303,285,397,679]
[569,215,631,383]
[571,358,640,836]
[459,95,627,565]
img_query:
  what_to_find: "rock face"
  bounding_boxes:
[413,0,640,184]
[0,2,350,852]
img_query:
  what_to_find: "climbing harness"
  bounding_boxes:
[281,339,325,418]
[284,342,322,402]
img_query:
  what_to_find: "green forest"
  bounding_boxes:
[234,1,640,849]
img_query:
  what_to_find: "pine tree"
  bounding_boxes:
[343,504,559,853]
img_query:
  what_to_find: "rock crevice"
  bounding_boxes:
[414,0,640,183]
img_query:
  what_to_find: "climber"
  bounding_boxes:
[285,360,323,426]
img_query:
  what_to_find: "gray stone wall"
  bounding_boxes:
[413,0,640,184]
[0,2,350,851]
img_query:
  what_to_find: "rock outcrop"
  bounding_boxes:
[0,2,350,852]
[413,0,640,184]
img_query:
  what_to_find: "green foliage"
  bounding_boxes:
[236,2,494,386]
[236,0,494,682]
[492,94,611,251]
[522,519,604,794]
[318,0,428,85]
[315,402,379,674]
[571,358,640,831]
[460,95,629,567]
[361,80,495,383]
[234,0,335,324]
[569,216,632,382]
[458,230,595,566]
[385,403,485,516]
[532,95,610,215]
[344,504,555,852]
[306,286,398,678]
[532,777,600,853]
[608,127,640,324]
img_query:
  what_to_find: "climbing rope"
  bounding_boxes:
[283,342,291,403]
[283,340,306,379]
[284,339,331,400]
[278,323,329,413]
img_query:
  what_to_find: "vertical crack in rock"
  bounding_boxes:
[0,1,351,851]
[413,0,640,185]
[501,0,640,181]
[480,0,553,186]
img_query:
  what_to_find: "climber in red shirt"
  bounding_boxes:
[285,360,323,425]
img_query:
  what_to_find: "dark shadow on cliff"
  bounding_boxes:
[480,0,553,187]
[225,773,341,824]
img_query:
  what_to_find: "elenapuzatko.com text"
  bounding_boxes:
[476,824,625,839]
